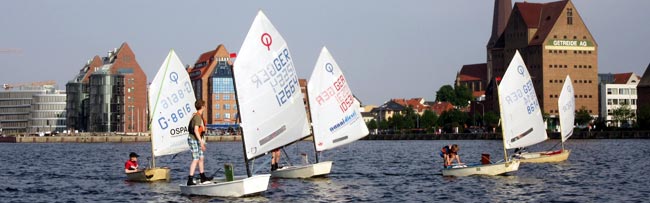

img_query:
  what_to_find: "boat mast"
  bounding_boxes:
[304,83,319,163]
[497,84,509,162]
[230,64,252,177]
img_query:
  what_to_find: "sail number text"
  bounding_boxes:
[249,48,300,107]
[158,103,192,130]
[504,80,539,115]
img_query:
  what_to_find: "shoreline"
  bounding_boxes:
[1,131,649,143]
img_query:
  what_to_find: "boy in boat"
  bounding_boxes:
[124,152,139,173]
[186,100,213,185]
[271,149,281,171]
[440,144,463,168]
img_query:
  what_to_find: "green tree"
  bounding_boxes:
[483,112,500,128]
[636,106,650,130]
[612,104,634,127]
[435,85,455,103]
[575,106,592,126]
[367,119,378,130]
[378,119,389,130]
[420,109,438,130]
[435,84,473,107]
[438,109,469,132]
[454,85,473,107]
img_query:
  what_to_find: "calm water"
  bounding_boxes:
[1,139,649,202]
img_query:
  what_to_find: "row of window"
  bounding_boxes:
[548,79,593,84]
[607,99,637,106]
[31,111,65,119]
[549,94,593,99]
[549,109,593,114]
[0,99,31,106]
[0,122,28,127]
[33,96,65,103]
[215,103,237,110]
[0,92,40,98]
[0,114,29,120]
[606,109,636,116]
[214,94,233,101]
[32,104,66,111]
[0,107,30,113]
[29,119,66,126]
[548,50,593,55]
[215,113,233,120]
[607,88,637,95]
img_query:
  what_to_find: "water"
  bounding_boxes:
[1,139,649,202]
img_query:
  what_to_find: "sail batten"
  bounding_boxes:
[233,11,311,160]
[498,51,548,149]
[149,50,196,157]
[559,75,575,142]
[308,47,369,152]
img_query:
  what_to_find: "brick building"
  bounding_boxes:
[187,45,239,131]
[66,42,147,132]
[485,0,599,121]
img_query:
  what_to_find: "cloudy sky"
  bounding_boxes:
[1,0,648,105]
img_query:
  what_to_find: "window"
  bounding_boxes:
[223,94,230,100]
[224,113,231,119]
[607,109,613,115]
[613,99,619,105]
[224,104,231,110]
[215,94,219,100]
[632,99,637,105]
[215,104,220,110]
[611,88,618,95]
[215,113,220,119]
[632,89,637,95]
[566,8,573,25]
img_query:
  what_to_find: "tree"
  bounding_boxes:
[612,104,634,127]
[636,106,650,130]
[435,85,455,103]
[420,109,438,130]
[454,85,473,107]
[438,109,469,133]
[435,84,473,107]
[367,119,378,130]
[483,111,500,129]
[575,106,592,126]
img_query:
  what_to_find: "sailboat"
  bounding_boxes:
[517,75,573,163]
[126,50,195,182]
[442,51,547,176]
[271,47,369,178]
[180,10,309,197]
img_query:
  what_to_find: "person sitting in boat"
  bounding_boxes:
[271,149,281,171]
[124,152,140,173]
[186,100,213,186]
[439,144,463,168]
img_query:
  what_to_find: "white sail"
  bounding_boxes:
[233,11,311,160]
[558,75,575,142]
[149,50,196,157]
[308,47,369,151]
[498,51,548,149]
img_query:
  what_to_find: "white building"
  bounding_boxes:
[599,72,640,127]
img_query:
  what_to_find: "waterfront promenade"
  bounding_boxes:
[1,130,649,143]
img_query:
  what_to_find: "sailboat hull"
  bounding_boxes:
[271,161,332,179]
[517,149,571,163]
[180,174,270,197]
[126,167,170,182]
[441,160,520,177]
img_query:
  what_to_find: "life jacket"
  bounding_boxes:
[188,113,206,139]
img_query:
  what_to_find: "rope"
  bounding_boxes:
[546,140,562,151]
[253,156,273,174]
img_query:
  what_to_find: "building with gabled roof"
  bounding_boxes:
[484,0,599,128]
[455,63,488,98]
[66,42,147,133]
[187,44,238,131]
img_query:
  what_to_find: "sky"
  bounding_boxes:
[1,0,649,105]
